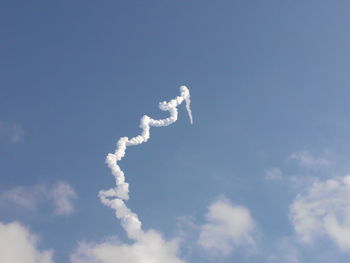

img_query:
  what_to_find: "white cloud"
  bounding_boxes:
[290,175,350,251]
[265,167,283,180]
[0,221,54,263]
[198,199,255,256]
[70,230,185,263]
[264,167,317,189]
[0,181,77,216]
[0,121,25,143]
[264,150,332,187]
[0,184,46,210]
[51,182,77,215]
[289,150,331,170]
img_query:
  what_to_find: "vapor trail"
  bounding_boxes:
[99,86,192,240]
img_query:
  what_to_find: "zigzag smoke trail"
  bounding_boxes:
[99,86,193,241]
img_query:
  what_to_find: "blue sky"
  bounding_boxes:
[2,1,350,262]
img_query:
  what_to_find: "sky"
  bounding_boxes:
[1,1,350,262]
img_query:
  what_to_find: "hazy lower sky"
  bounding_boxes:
[2,1,350,263]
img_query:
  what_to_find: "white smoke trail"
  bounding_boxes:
[99,85,192,241]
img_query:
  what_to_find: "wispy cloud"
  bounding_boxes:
[51,182,77,215]
[0,181,77,216]
[265,167,283,181]
[264,150,334,187]
[198,198,256,256]
[267,238,301,263]
[0,121,25,143]
[264,167,317,189]
[0,184,46,210]
[0,221,54,263]
[289,150,332,170]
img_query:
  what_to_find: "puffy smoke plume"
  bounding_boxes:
[98,86,192,241]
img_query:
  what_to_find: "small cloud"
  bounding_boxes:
[264,167,317,189]
[0,221,54,263]
[265,168,283,181]
[0,121,25,143]
[51,182,77,215]
[0,181,77,216]
[198,198,256,256]
[289,150,331,170]
[290,175,350,251]
[0,184,46,210]
[264,150,334,188]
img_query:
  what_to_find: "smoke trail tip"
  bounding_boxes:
[180,85,193,125]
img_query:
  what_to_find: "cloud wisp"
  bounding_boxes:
[263,150,334,188]
[0,181,77,216]
[289,150,332,170]
[0,121,25,143]
[264,168,283,181]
